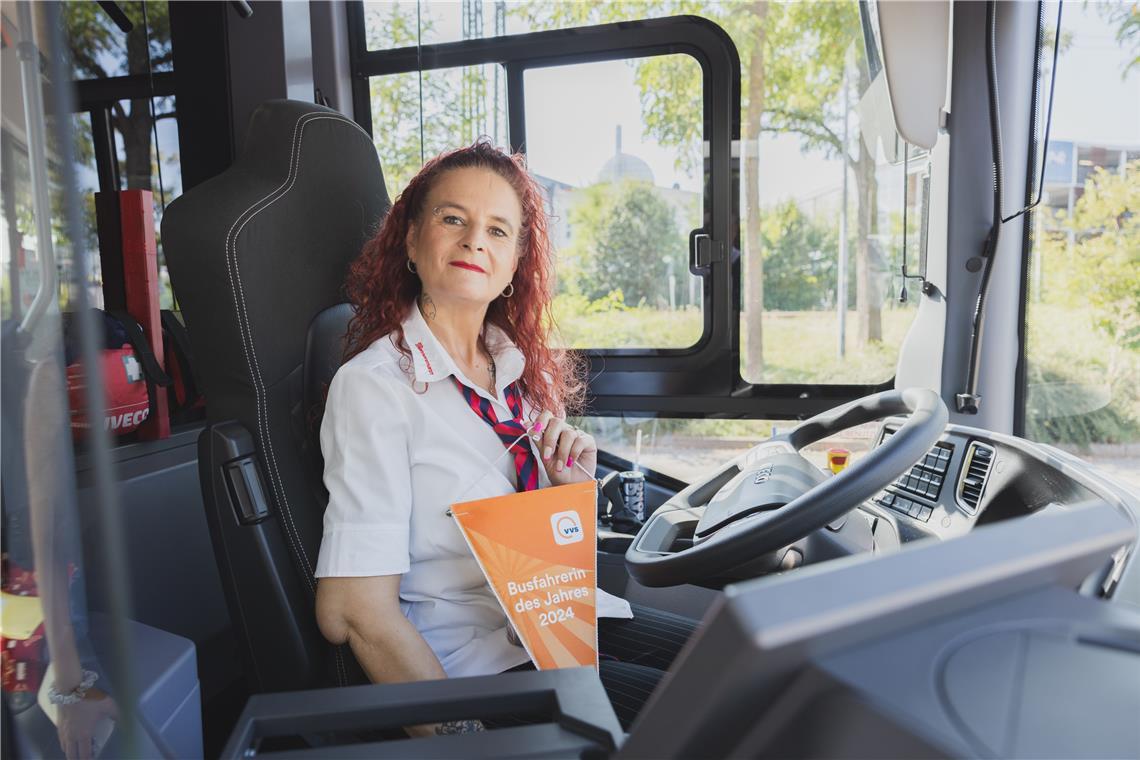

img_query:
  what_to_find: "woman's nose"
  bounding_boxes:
[461,228,488,252]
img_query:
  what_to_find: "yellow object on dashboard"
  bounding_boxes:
[827,448,851,475]
[0,591,45,640]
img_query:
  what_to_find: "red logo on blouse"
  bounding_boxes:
[414,341,434,376]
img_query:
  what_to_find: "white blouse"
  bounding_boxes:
[315,304,627,678]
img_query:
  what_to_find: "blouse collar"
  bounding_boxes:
[400,303,526,399]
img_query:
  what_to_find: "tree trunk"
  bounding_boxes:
[853,68,882,345]
[743,1,769,380]
[853,147,882,343]
[121,15,153,192]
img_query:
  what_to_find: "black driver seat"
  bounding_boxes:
[162,100,390,691]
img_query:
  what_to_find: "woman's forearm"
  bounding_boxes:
[347,611,452,738]
[317,576,452,737]
[344,611,447,686]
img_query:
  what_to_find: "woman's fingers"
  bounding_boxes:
[538,415,566,463]
[553,425,579,473]
[568,431,594,465]
[530,412,588,476]
[531,410,555,450]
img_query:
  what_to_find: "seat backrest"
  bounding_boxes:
[301,303,354,498]
[162,101,389,691]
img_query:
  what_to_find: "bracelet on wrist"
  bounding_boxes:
[434,719,485,735]
[47,669,99,706]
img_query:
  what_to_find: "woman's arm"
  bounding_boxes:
[317,575,465,738]
[316,575,445,684]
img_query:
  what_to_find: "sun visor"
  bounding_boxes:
[874,0,952,150]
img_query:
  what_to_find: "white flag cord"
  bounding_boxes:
[446,425,597,515]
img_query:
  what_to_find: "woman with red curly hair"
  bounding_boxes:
[314,140,696,735]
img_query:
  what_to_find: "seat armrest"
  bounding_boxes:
[221,667,621,758]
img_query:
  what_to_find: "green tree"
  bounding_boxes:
[1027,160,1140,446]
[1047,160,1140,351]
[564,181,686,307]
[760,201,839,311]
[62,1,174,192]
[517,1,883,379]
[365,3,503,199]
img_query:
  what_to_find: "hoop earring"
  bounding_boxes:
[501,282,515,299]
[407,260,417,274]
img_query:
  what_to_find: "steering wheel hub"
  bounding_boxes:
[695,453,827,538]
[625,388,949,587]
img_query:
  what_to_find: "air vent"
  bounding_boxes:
[956,442,995,514]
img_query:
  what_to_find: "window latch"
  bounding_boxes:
[691,233,723,271]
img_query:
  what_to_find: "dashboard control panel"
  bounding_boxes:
[872,430,956,523]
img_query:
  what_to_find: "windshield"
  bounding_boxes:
[361,0,930,480]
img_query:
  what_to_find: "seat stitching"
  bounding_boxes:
[225,111,372,596]
[225,112,322,589]
[229,112,355,585]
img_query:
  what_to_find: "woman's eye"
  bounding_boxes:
[490,227,508,238]
[443,215,464,226]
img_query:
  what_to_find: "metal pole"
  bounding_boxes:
[837,58,850,359]
[16,1,58,337]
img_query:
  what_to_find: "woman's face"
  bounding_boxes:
[406,166,523,309]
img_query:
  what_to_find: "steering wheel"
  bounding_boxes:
[624,388,948,587]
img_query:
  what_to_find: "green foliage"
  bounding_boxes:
[515,1,861,160]
[1025,306,1140,448]
[1063,162,1140,350]
[63,1,172,80]
[554,293,912,385]
[366,3,505,200]
[759,201,839,311]
[552,294,702,350]
[561,181,687,307]
[517,0,887,365]
[1026,161,1140,447]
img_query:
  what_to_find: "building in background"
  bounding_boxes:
[1041,139,1140,229]
[537,125,699,264]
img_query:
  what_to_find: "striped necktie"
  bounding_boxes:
[453,377,540,492]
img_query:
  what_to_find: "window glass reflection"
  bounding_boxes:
[62,1,172,80]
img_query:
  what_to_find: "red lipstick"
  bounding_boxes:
[450,261,486,274]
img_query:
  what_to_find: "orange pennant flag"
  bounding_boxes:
[450,481,598,670]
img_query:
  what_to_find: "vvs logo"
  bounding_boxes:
[550,510,584,545]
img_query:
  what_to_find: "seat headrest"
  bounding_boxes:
[161,100,389,426]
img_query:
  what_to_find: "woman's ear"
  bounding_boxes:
[405,224,418,261]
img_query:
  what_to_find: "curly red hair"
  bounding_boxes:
[342,139,585,417]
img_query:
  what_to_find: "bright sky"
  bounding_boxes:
[1048,2,1140,146]
[525,59,700,192]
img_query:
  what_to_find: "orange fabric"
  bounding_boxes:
[451,481,598,670]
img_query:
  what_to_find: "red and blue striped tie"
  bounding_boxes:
[453,377,540,492]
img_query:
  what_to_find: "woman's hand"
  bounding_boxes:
[56,688,118,760]
[531,412,597,486]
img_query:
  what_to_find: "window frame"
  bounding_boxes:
[346,4,898,418]
[1014,0,1056,439]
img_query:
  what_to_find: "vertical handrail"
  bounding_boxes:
[15,1,58,337]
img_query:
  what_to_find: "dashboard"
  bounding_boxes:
[621,413,1138,598]
[839,418,1133,551]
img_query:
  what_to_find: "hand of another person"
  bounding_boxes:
[531,411,597,486]
[57,688,118,760]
